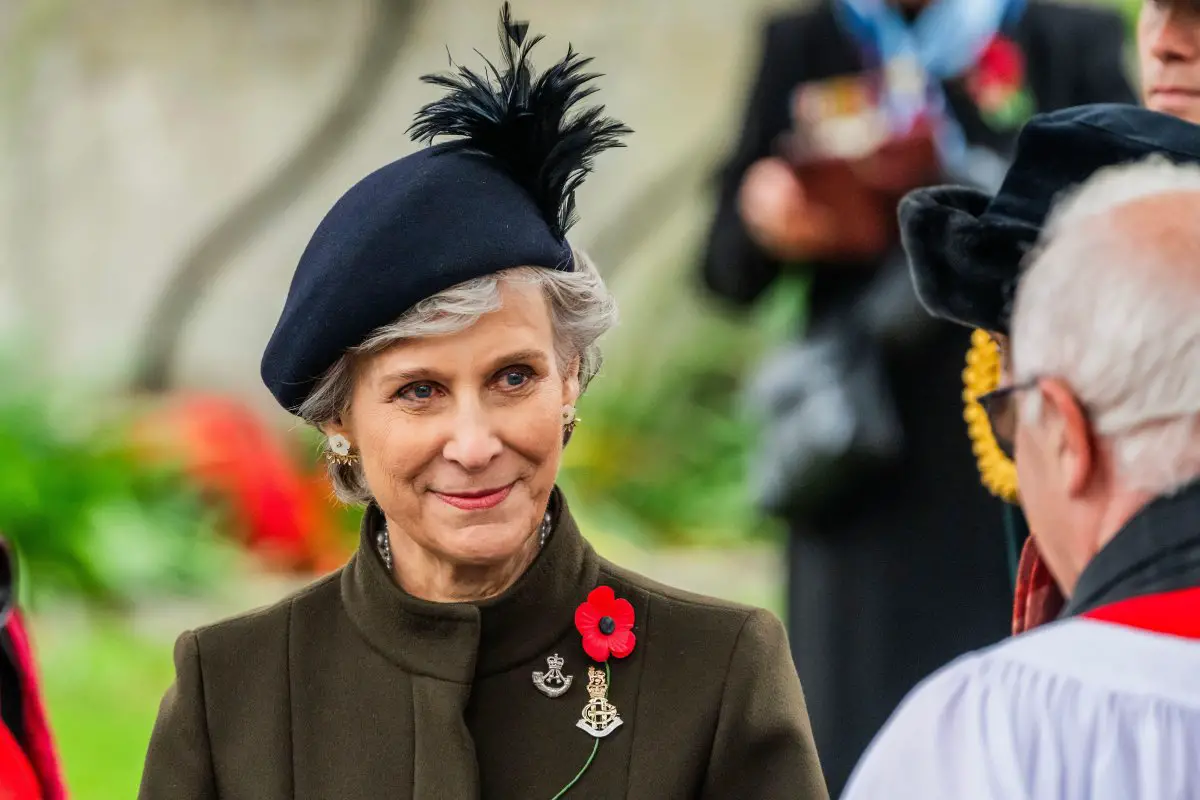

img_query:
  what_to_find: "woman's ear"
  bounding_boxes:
[319,414,350,441]
[562,355,582,406]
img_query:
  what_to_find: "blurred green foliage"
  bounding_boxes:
[0,363,237,606]
[38,615,175,799]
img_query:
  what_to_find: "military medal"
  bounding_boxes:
[532,653,573,698]
[576,666,622,738]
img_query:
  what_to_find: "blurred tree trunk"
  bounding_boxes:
[130,0,421,393]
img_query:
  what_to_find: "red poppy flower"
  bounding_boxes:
[975,35,1025,90]
[574,586,636,662]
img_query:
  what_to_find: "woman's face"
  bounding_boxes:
[334,278,579,567]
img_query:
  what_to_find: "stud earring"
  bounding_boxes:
[326,433,358,466]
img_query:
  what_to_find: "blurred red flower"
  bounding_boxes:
[973,35,1025,91]
[130,393,350,573]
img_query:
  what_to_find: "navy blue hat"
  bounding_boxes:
[262,4,629,412]
[900,104,1200,333]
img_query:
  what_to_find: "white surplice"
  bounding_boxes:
[840,617,1200,799]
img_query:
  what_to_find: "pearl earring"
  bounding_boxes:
[326,433,358,465]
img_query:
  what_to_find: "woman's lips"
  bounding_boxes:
[433,483,513,511]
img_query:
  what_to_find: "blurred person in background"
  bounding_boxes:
[138,6,828,799]
[700,0,1135,792]
[845,117,1200,797]
[0,538,66,800]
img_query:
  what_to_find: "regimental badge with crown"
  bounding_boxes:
[532,653,573,698]
[576,666,623,738]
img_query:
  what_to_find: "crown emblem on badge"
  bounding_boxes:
[532,653,573,698]
[585,666,608,699]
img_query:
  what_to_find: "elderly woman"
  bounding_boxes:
[138,6,827,799]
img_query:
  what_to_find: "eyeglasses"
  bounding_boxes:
[977,379,1038,460]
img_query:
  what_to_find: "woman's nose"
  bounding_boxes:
[441,406,503,471]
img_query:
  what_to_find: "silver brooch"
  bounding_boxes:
[532,653,573,698]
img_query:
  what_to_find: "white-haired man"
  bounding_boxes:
[843,156,1200,798]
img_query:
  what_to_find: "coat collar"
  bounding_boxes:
[340,488,601,682]
[1063,479,1200,617]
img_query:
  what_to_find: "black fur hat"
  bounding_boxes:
[901,104,1200,333]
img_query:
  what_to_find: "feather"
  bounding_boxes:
[408,2,631,239]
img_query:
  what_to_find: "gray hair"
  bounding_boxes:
[1011,157,1200,495]
[298,247,617,504]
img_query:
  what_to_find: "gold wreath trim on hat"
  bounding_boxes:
[963,329,1019,503]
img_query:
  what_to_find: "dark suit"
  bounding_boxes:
[701,1,1136,793]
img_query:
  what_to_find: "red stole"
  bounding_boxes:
[1011,537,1065,635]
[1082,586,1200,639]
[1012,530,1200,640]
[1013,536,1200,640]
[1,613,66,800]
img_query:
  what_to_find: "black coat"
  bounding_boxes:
[700,2,1136,794]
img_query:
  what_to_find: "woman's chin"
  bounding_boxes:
[433,522,537,566]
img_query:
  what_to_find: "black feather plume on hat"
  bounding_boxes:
[408,3,631,240]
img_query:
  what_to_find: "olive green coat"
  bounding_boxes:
[139,493,828,799]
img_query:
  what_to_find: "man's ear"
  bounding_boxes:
[990,332,1011,382]
[1039,378,1095,497]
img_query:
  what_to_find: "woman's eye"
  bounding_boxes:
[398,382,438,401]
[498,368,534,389]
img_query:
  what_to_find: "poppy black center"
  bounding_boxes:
[599,616,616,635]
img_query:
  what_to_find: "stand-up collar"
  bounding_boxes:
[1063,480,1200,617]
[341,489,600,682]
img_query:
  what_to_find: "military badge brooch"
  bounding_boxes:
[531,587,637,738]
[577,665,622,737]
[532,653,573,698]
[535,585,638,799]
